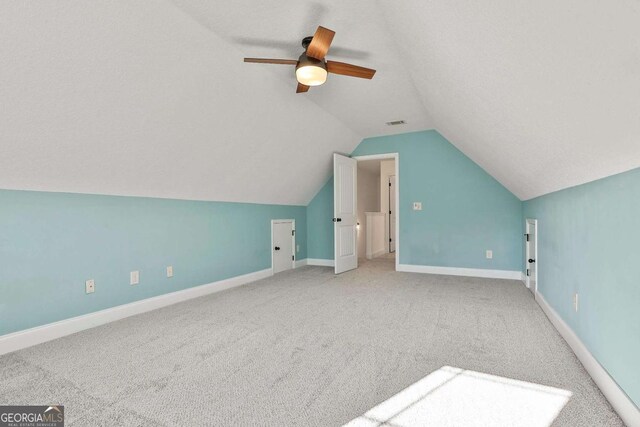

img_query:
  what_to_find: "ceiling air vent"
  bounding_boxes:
[386,120,406,126]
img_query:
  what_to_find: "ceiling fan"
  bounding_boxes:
[244,26,376,93]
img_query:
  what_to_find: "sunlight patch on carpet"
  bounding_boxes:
[343,366,572,427]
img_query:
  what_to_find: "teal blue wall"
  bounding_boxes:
[524,167,640,407]
[306,130,523,270]
[0,189,306,336]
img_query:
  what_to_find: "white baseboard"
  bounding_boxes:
[397,264,522,280]
[306,258,335,267]
[536,292,640,426]
[295,259,308,268]
[0,268,273,356]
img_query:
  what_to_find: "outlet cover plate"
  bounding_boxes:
[85,279,95,294]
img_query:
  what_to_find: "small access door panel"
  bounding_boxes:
[273,220,294,274]
[333,153,358,274]
[525,220,537,293]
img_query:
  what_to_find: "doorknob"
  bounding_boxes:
[274,246,280,251]
[528,258,535,263]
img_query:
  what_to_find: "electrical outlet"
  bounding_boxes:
[130,270,140,285]
[166,266,173,278]
[413,202,422,211]
[573,293,579,312]
[486,250,493,259]
[85,279,95,294]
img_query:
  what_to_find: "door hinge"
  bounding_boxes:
[526,269,530,277]
[292,255,295,261]
[524,233,530,242]
[389,182,391,187]
[389,238,392,242]
[292,230,295,236]
[389,210,392,214]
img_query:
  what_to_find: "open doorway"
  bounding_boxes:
[332,152,399,274]
[356,159,381,260]
[354,154,398,269]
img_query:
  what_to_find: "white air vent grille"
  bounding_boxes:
[386,120,406,126]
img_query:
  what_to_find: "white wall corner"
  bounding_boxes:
[397,264,523,280]
[536,292,640,426]
[306,258,335,267]
[371,249,388,259]
[0,268,273,357]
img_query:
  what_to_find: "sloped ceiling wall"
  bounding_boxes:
[0,1,365,205]
[1,0,639,204]
[378,0,640,200]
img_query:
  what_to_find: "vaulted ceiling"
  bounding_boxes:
[1,1,639,204]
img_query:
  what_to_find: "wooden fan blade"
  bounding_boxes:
[326,61,376,79]
[296,83,310,93]
[306,26,335,60]
[244,58,297,65]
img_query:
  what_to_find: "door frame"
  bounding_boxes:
[352,153,399,272]
[525,218,538,294]
[271,219,296,275]
[388,174,396,253]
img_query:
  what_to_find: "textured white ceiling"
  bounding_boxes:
[1,1,638,204]
[0,0,430,205]
[378,0,640,200]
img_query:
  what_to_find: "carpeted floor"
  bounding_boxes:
[0,257,623,426]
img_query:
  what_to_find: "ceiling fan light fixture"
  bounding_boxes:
[243,26,376,93]
[296,54,327,86]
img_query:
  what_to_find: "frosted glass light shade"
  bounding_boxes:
[296,65,328,86]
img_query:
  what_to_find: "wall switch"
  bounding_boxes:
[130,270,140,285]
[166,266,173,278]
[85,279,95,294]
[486,250,493,259]
[296,245,300,253]
[573,293,579,312]
[413,202,422,211]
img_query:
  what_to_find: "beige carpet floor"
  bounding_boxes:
[0,257,623,426]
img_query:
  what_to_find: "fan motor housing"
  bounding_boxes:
[297,53,325,69]
[301,36,314,50]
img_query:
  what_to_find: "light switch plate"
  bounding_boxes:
[85,279,95,294]
[130,271,139,285]
[486,250,493,259]
[413,202,422,211]
[167,266,173,278]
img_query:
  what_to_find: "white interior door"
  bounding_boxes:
[526,220,537,293]
[272,220,294,274]
[334,153,358,274]
[389,175,396,253]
